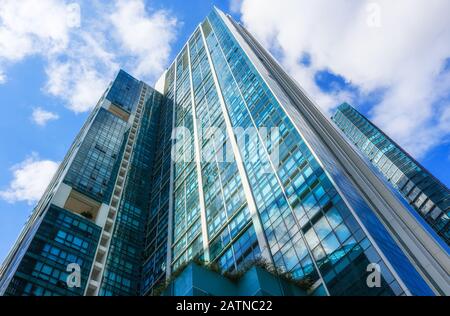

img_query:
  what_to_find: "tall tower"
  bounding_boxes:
[332,103,450,245]
[1,8,449,296]
[0,70,167,296]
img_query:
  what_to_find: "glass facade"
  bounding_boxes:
[199,10,401,295]
[170,46,204,270]
[141,76,172,295]
[1,8,448,297]
[63,108,128,204]
[187,26,259,273]
[99,89,164,296]
[332,103,450,245]
[106,69,143,113]
[4,205,101,296]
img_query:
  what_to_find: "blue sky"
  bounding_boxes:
[0,0,449,263]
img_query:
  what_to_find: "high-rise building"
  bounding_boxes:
[1,8,449,296]
[332,103,450,245]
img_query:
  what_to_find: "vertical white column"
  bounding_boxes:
[186,41,211,262]
[165,64,177,280]
[209,12,334,295]
[199,23,274,265]
[84,85,149,295]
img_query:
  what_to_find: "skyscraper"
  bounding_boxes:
[332,103,450,245]
[1,8,449,296]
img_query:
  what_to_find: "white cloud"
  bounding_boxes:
[44,32,119,113]
[0,70,5,84]
[31,107,59,126]
[42,0,177,113]
[109,0,177,81]
[0,0,178,113]
[0,0,76,82]
[0,153,59,204]
[0,0,73,60]
[0,0,66,89]
[236,0,450,158]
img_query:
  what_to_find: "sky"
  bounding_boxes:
[0,0,449,264]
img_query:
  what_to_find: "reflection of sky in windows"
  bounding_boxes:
[63,108,127,203]
[205,9,415,295]
[4,205,100,296]
[106,70,141,112]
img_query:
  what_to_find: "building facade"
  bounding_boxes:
[332,103,450,246]
[1,8,449,296]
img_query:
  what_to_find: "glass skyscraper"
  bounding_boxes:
[332,103,450,245]
[1,8,449,296]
